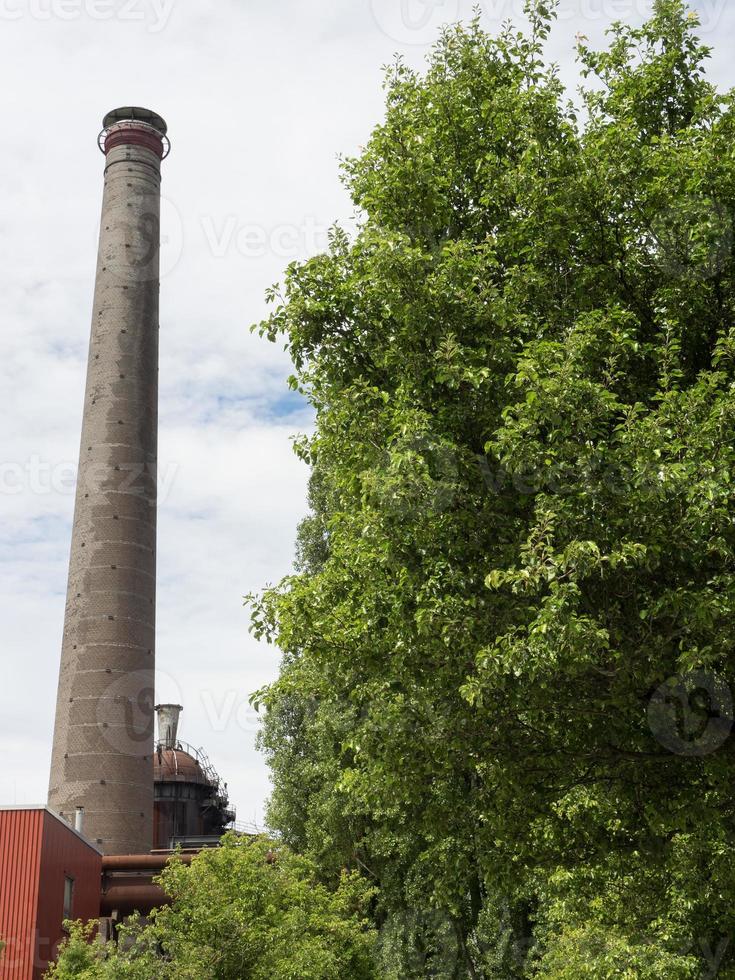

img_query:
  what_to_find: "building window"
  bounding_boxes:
[63,876,75,920]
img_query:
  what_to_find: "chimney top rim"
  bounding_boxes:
[103,106,168,136]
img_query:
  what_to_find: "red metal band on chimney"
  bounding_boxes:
[104,124,164,158]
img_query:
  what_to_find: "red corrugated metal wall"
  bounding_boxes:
[0,809,43,980]
[35,811,101,978]
[0,810,101,980]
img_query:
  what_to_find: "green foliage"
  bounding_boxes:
[251,1,735,975]
[45,919,160,980]
[534,923,700,979]
[47,837,377,980]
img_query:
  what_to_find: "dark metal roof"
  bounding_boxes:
[102,107,168,135]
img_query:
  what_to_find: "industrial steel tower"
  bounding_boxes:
[48,108,170,855]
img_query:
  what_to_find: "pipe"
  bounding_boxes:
[74,807,85,833]
[102,853,194,871]
[100,884,167,916]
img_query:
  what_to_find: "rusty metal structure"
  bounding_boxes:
[100,852,194,919]
[152,705,235,850]
[48,108,169,856]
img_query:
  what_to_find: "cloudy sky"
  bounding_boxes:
[1,0,733,828]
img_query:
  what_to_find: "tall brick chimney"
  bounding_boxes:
[48,108,169,855]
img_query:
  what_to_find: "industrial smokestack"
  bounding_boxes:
[48,107,169,855]
[155,704,183,749]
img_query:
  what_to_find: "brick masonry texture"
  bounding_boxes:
[48,115,166,855]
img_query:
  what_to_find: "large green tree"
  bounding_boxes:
[252,2,735,976]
